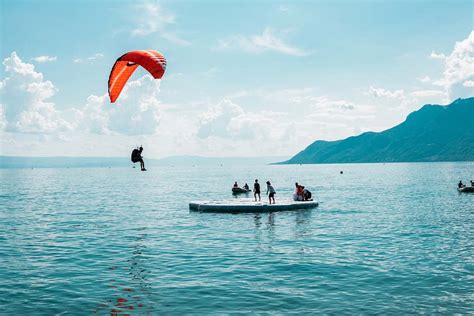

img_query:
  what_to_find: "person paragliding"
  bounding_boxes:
[131,146,146,171]
[109,50,167,169]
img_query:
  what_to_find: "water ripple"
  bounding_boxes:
[0,163,473,314]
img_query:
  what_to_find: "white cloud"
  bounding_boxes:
[215,27,310,57]
[0,104,6,130]
[80,75,162,135]
[410,90,445,97]
[0,52,74,133]
[431,31,474,99]
[429,51,446,59]
[366,84,446,112]
[131,1,190,45]
[463,80,474,87]
[190,90,382,156]
[88,53,104,60]
[1,52,163,138]
[73,53,104,64]
[32,56,57,63]
[131,2,174,36]
[366,86,405,99]
[197,99,244,139]
[193,99,300,155]
[417,76,431,83]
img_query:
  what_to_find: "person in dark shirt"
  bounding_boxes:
[303,186,312,201]
[253,179,261,202]
[131,146,146,171]
[458,181,465,189]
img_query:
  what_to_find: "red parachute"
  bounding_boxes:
[108,50,166,103]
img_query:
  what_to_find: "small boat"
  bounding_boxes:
[232,187,251,194]
[458,186,474,193]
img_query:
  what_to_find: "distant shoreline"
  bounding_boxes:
[0,155,288,169]
[273,159,474,165]
[1,155,472,169]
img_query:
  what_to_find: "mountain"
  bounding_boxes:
[279,97,474,164]
[0,155,288,169]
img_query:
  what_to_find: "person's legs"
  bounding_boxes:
[258,193,261,201]
[140,158,146,170]
[254,192,257,201]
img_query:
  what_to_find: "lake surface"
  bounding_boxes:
[1,162,473,314]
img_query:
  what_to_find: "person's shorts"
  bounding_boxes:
[254,190,261,194]
[269,192,275,198]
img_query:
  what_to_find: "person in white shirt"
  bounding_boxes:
[266,181,276,205]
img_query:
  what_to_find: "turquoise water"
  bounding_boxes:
[1,162,473,314]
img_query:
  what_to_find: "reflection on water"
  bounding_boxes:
[94,232,153,315]
[253,210,312,253]
[294,210,312,239]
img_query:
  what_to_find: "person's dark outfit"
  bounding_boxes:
[131,148,146,171]
[303,189,312,201]
[254,181,261,201]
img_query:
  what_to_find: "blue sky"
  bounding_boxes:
[1,0,473,157]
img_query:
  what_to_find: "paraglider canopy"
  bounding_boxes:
[108,50,166,103]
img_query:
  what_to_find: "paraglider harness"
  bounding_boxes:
[131,146,142,163]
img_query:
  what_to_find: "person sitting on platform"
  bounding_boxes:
[303,186,312,201]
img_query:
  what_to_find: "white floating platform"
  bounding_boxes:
[189,198,319,213]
